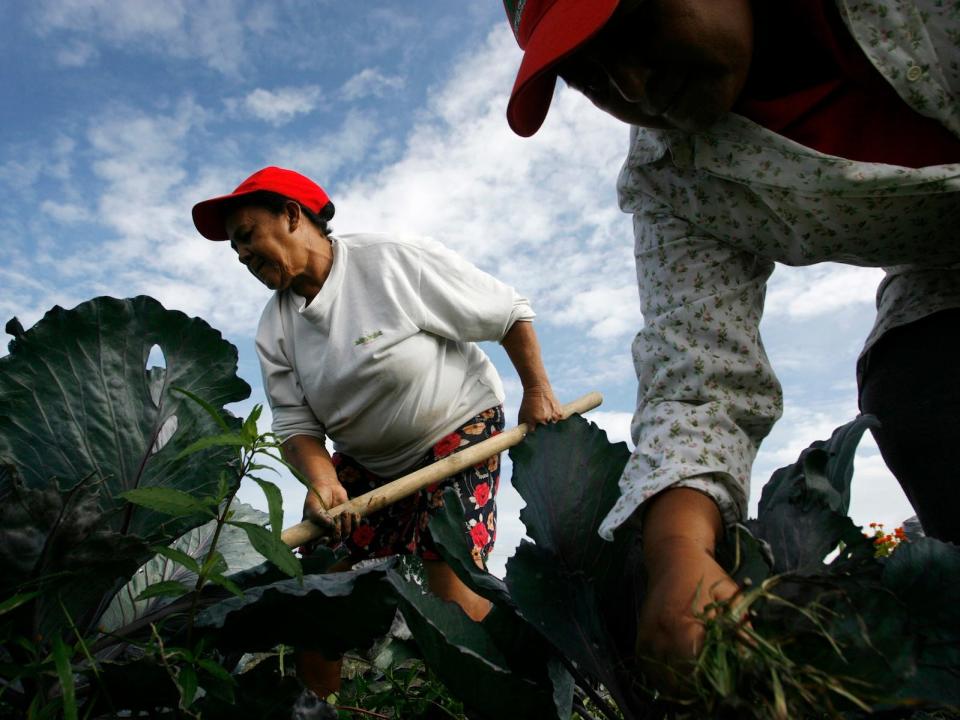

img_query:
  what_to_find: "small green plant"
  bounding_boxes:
[648,576,875,720]
[337,651,466,719]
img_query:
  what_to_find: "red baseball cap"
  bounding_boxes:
[192,166,332,241]
[504,0,620,137]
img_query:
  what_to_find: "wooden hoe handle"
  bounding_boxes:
[280,391,603,548]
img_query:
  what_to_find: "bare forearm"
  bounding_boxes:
[636,485,738,669]
[283,434,355,533]
[501,320,562,427]
[281,434,338,489]
[501,320,551,390]
[642,486,723,570]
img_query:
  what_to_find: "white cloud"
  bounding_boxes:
[0,156,43,190]
[240,86,323,126]
[33,0,252,75]
[487,455,524,578]
[553,285,640,341]
[269,109,379,182]
[56,40,98,67]
[341,68,405,101]
[766,264,883,319]
[41,200,91,224]
[589,411,634,447]
[19,98,274,337]
[334,26,634,331]
[37,0,185,37]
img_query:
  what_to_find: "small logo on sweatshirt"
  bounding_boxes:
[354,330,384,346]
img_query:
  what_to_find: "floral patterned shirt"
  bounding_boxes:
[598,0,960,538]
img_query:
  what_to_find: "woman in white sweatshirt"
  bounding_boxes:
[193,165,560,696]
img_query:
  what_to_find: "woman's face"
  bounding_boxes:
[224,204,305,291]
[556,0,753,131]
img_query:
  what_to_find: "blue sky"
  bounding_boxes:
[0,0,913,575]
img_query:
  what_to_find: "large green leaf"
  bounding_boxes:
[731,418,958,714]
[509,416,632,582]
[504,416,637,715]
[426,487,573,717]
[507,541,635,714]
[387,570,564,720]
[0,470,149,638]
[195,560,398,657]
[99,502,271,635]
[481,604,574,719]
[747,415,877,574]
[0,296,249,640]
[0,296,250,543]
[716,524,773,587]
[883,537,960,707]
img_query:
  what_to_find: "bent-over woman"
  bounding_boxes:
[192,166,561,697]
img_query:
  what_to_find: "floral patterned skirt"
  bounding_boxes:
[333,405,504,569]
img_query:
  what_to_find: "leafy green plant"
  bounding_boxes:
[398,409,960,719]
[3,295,958,720]
[337,646,467,719]
[0,297,397,717]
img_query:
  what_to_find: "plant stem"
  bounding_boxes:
[572,698,603,720]
[185,451,247,644]
[149,625,200,720]
[334,705,390,719]
[58,597,119,718]
[555,655,622,720]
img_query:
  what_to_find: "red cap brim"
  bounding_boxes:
[507,0,619,137]
[192,189,260,241]
[192,165,331,240]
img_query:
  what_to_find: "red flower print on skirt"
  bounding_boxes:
[433,432,462,458]
[323,405,503,566]
[471,482,491,509]
[351,524,376,548]
[470,520,490,548]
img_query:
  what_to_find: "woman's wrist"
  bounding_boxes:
[521,383,552,393]
[308,477,344,492]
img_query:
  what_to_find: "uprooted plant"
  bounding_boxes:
[1,295,958,719]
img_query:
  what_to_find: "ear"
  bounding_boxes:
[284,200,301,232]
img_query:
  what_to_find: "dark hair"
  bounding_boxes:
[221,190,335,236]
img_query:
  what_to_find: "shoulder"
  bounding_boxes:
[257,292,281,326]
[333,233,455,270]
[256,291,294,337]
[334,232,438,255]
